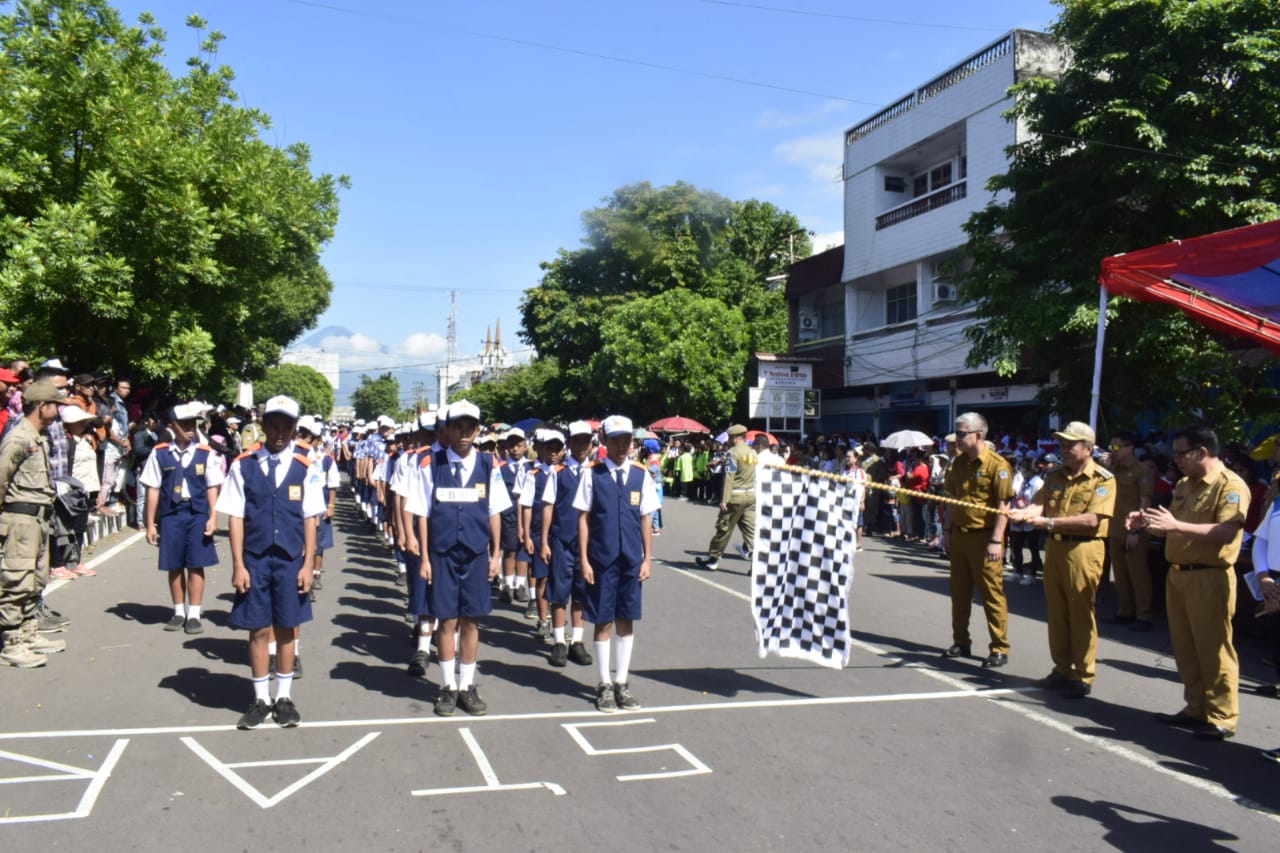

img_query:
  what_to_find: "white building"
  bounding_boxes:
[436,320,518,405]
[806,30,1066,436]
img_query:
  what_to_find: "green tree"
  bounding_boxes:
[956,0,1280,437]
[0,1,344,395]
[350,372,399,421]
[253,363,334,419]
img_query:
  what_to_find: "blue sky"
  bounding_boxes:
[112,0,1061,406]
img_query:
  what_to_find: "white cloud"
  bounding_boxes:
[294,330,448,377]
[811,230,844,252]
[755,100,849,130]
[774,132,845,186]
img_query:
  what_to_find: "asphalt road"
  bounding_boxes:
[2,484,1278,851]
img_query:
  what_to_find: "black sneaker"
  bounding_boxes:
[535,620,551,642]
[237,699,273,730]
[568,641,594,666]
[408,649,430,677]
[312,573,323,591]
[614,682,641,711]
[457,685,488,716]
[272,697,301,728]
[694,556,720,571]
[524,599,538,620]
[38,600,70,627]
[550,642,568,667]
[595,682,618,714]
[500,587,513,604]
[395,572,407,587]
[164,614,186,632]
[513,586,529,604]
[184,617,203,635]
[292,657,303,679]
[434,687,458,717]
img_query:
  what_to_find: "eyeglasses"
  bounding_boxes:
[954,430,978,439]
[1173,446,1202,459]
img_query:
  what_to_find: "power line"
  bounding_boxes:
[692,0,1006,32]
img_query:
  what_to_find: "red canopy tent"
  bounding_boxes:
[1092,219,1280,425]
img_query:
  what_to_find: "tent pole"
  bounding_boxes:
[1090,287,1108,431]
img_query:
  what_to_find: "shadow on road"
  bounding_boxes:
[638,665,814,698]
[1052,795,1237,851]
[158,667,250,711]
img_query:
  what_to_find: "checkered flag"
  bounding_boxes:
[753,464,857,669]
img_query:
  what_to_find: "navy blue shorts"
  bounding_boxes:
[530,540,550,580]
[229,549,314,630]
[157,508,218,571]
[317,515,334,551]
[406,551,433,618]
[584,558,642,624]
[547,537,586,605]
[429,547,493,620]
[500,510,518,552]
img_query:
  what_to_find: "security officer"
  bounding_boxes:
[1104,431,1154,630]
[0,380,70,667]
[1134,425,1248,741]
[695,424,757,571]
[1011,421,1115,697]
[940,411,1013,667]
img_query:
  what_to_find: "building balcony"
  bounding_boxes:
[875,181,967,231]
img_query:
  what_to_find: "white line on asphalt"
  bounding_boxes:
[659,560,1280,824]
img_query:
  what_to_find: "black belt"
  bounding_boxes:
[1050,534,1103,543]
[955,526,993,534]
[1170,563,1225,571]
[2,502,52,519]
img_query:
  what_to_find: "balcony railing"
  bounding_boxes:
[874,181,967,230]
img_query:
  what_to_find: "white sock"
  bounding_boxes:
[417,633,431,652]
[253,675,270,703]
[268,641,278,655]
[553,625,566,644]
[174,603,186,617]
[571,625,584,644]
[503,574,514,589]
[614,634,635,684]
[187,605,201,620]
[458,662,476,690]
[397,561,406,574]
[275,672,293,700]
[595,640,611,685]
[294,638,301,655]
[515,576,528,591]
[438,659,458,689]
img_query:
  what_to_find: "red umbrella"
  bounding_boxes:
[649,416,710,434]
[745,429,778,446]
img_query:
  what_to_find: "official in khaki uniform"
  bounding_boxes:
[941,412,1013,667]
[695,425,757,571]
[1011,422,1115,698]
[1104,432,1154,629]
[1133,425,1248,741]
[0,380,70,668]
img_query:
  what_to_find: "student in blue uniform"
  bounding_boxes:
[541,420,595,668]
[141,402,224,635]
[522,429,561,643]
[497,427,530,608]
[404,400,510,717]
[216,395,326,730]
[399,411,440,678]
[574,415,660,713]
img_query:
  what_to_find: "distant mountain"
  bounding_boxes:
[298,325,355,348]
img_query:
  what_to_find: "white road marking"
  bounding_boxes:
[180,731,380,809]
[410,728,566,798]
[660,560,1280,824]
[0,739,129,825]
[563,718,712,782]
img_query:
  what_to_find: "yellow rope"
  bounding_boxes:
[760,461,1011,518]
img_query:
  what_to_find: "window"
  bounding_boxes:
[912,158,957,198]
[884,176,906,193]
[886,282,917,325]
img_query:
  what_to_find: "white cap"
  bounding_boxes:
[171,402,203,421]
[505,426,525,441]
[448,400,481,422]
[297,415,322,436]
[226,415,241,425]
[39,358,69,374]
[263,395,300,419]
[568,420,594,438]
[537,429,566,445]
[59,406,95,425]
[376,414,396,428]
[354,419,366,426]
[418,411,437,430]
[602,415,634,437]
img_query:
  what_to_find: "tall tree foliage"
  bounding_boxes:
[518,181,808,421]
[0,1,344,395]
[350,372,399,421]
[956,0,1280,437]
[253,363,334,419]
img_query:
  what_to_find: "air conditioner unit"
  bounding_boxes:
[933,282,958,303]
[799,314,818,330]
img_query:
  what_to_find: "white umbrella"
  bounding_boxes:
[880,429,934,450]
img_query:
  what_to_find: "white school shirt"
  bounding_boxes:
[519,461,557,508]
[1249,497,1280,600]
[138,440,226,492]
[537,457,587,505]
[403,447,511,518]
[215,442,326,519]
[572,458,660,516]
[402,443,445,514]
[305,447,340,492]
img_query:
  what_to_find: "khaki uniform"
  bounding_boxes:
[1164,466,1248,730]
[706,442,757,559]
[0,419,55,640]
[943,448,1014,654]
[1108,459,1154,620]
[1035,459,1116,685]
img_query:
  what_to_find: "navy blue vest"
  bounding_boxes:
[319,453,334,504]
[428,449,493,556]
[154,443,213,516]
[529,465,551,543]
[241,451,310,558]
[499,459,521,523]
[551,462,583,543]
[587,463,646,567]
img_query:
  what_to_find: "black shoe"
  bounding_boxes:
[595,682,618,714]
[1060,680,1092,699]
[292,657,303,679]
[550,642,568,667]
[408,649,430,677]
[434,687,458,717]
[941,644,971,658]
[500,587,513,604]
[184,617,203,635]
[236,699,273,730]
[694,556,720,571]
[614,682,640,711]
[513,586,529,604]
[1128,619,1154,632]
[1255,683,1279,697]
[524,599,538,620]
[272,697,301,728]
[1262,746,1280,764]
[1154,710,1204,729]
[1034,671,1072,690]
[1193,723,1234,741]
[164,614,185,632]
[568,641,594,666]
[981,652,1008,668]
[535,620,551,642]
[395,572,407,587]
[312,573,323,591]
[457,685,488,716]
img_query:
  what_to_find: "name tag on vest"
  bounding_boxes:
[288,485,302,501]
[629,491,641,506]
[438,487,480,503]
